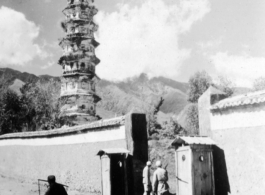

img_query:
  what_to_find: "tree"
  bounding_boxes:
[0,90,24,134]
[177,103,199,135]
[253,77,265,91]
[146,97,164,137]
[0,79,63,134]
[20,80,61,130]
[214,75,235,97]
[184,71,212,136]
[159,117,185,139]
[184,103,199,135]
[187,71,212,103]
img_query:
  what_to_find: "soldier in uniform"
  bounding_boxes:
[45,175,68,195]
[152,161,169,195]
[143,161,152,195]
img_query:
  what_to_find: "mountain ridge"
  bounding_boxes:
[0,68,189,121]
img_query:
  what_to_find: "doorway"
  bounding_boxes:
[98,148,132,195]
[110,154,126,195]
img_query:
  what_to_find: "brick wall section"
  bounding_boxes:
[212,126,265,195]
[0,140,126,194]
[0,113,148,195]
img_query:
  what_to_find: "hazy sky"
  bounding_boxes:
[0,0,265,87]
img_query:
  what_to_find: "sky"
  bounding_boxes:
[0,0,265,87]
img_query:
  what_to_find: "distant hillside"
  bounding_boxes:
[0,68,59,87]
[0,68,189,121]
[150,76,189,93]
[96,73,189,117]
[0,68,39,85]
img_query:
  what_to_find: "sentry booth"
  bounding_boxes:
[171,136,216,195]
[97,148,133,195]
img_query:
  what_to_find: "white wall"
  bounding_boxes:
[211,104,265,130]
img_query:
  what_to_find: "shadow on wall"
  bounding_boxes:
[212,145,231,195]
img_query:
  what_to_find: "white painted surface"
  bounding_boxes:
[211,104,265,130]
[0,125,125,146]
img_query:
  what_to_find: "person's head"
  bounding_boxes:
[146,161,151,167]
[156,160,162,168]
[47,175,56,185]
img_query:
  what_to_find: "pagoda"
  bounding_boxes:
[58,0,101,125]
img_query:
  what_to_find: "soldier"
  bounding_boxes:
[45,175,68,195]
[152,161,169,195]
[143,161,152,195]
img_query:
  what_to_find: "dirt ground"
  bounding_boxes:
[0,174,90,195]
[0,174,37,195]
[0,173,176,195]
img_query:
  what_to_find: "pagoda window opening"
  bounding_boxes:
[70,62,74,70]
[73,62,77,70]
[70,27,75,33]
[81,62,85,70]
[62,65,66,72]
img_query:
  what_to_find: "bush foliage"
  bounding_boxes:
[188,71,212,103]
[0,80,62,134]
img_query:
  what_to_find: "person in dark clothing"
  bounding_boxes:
[45,175,68,195]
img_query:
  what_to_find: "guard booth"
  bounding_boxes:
[97,148,133,195]
[171,136,215,195]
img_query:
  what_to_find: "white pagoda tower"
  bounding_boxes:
[58,0,101,125]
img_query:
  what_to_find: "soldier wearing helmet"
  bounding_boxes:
[152,161,169,195]
[143,161,152,195]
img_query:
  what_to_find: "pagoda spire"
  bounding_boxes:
[58,0,101,125]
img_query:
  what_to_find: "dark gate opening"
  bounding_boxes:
[98,148,133,195]
[111,154,126,195]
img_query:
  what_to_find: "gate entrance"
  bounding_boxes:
[110,154,126,195]
[97,148,131,195]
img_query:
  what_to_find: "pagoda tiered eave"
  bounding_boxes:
[61,93,101,103]
[59,37,99,48]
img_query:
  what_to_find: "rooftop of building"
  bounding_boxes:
[211,89,265,110]
[171,135,216,146]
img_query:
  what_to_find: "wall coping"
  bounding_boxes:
[0,116,125,140]
[211,89,265,110]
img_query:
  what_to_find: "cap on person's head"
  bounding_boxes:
[156,161,162,167]
[47,175,56,183]
[146,161,151,166]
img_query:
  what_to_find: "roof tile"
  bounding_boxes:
[211,89,265,110]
